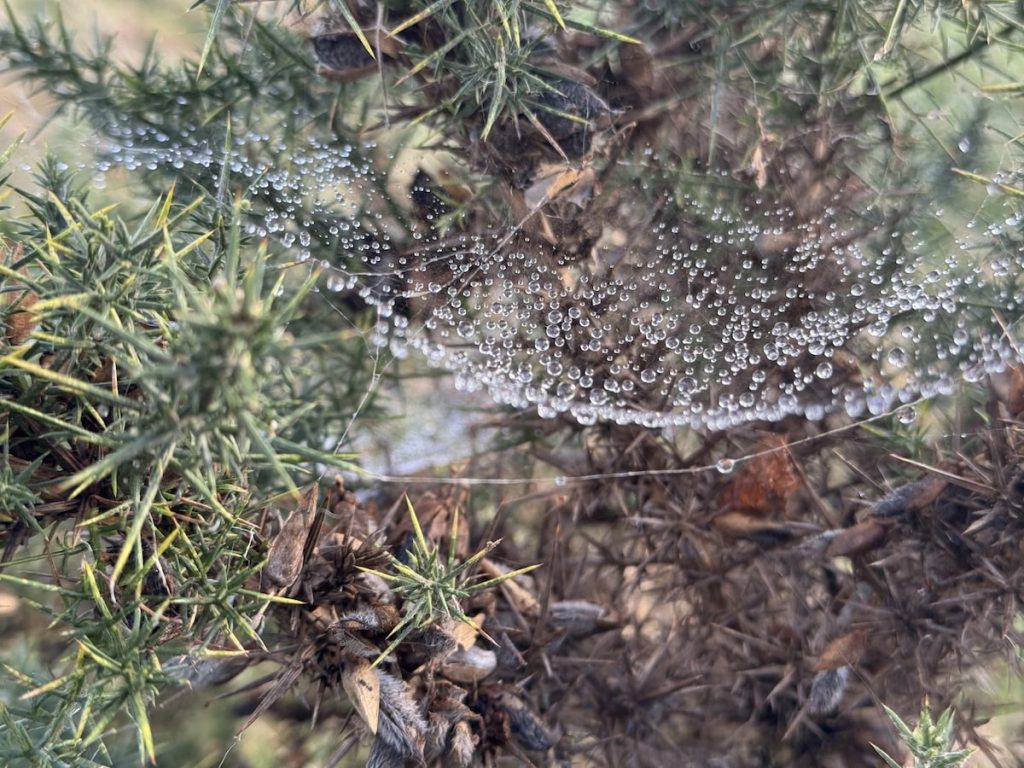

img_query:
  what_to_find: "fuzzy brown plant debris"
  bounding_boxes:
[211,478,564,766]
[472,408,1024,766]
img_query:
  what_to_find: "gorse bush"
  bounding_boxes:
[0,0,1022,766]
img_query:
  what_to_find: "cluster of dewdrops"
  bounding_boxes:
[90,122,1022,430]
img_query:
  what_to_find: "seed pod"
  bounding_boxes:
[1,245,38,346]
[164,653,252,688]
[307,16,400,83]
[865,475,947,519]
[826,520,886,557]
[713,512,798,544]
[264,486,320,590]
[445,720,477,768]
[369,669,427,768]
[484,688,556,752]
[441,645,497,684]
[808,666,850,715]
[533,79,611,157]
[342,657,380,734]
[547,599,617,638]
[814,629,868,672]
[311,33,375,75]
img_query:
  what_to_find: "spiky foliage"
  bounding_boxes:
[874,701,974,768]
[362,497,539,666]
[0,0,1023,766]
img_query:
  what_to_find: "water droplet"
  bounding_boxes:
[896,406,917,424]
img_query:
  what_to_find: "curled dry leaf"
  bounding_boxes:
[826,520,886,557]
[719,435,801,516]
[342,657,380,734]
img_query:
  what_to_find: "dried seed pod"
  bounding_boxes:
[410,168,454,223]
[264,487,321,590]
[1,287,37,346]
[311,33,376,76]
[334,604,400,635]
[784,528,843,561]
[342,657,380,734]
[481,688,556,752]
[533,78,611,157]
[1,244,38,346]
[547,599,617,638]
[445,720,477,768]
[814,630,868,672]
[370,669,427,768]
[808,666,850,715]
[826,520,886,557]
[307,17,400,82]
[164,653,252,688]
[141,553,178,601]
[441,645,497,684]
[712,512,799,544]
[865,475,948,519]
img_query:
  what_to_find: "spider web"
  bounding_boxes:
[93,125,1021,459]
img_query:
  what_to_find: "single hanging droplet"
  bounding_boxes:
[896,406,917,424]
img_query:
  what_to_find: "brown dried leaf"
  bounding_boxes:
[342,657,381,734]
[720,435,801,517]
[814,629,868,671]
[826,521,886,557]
